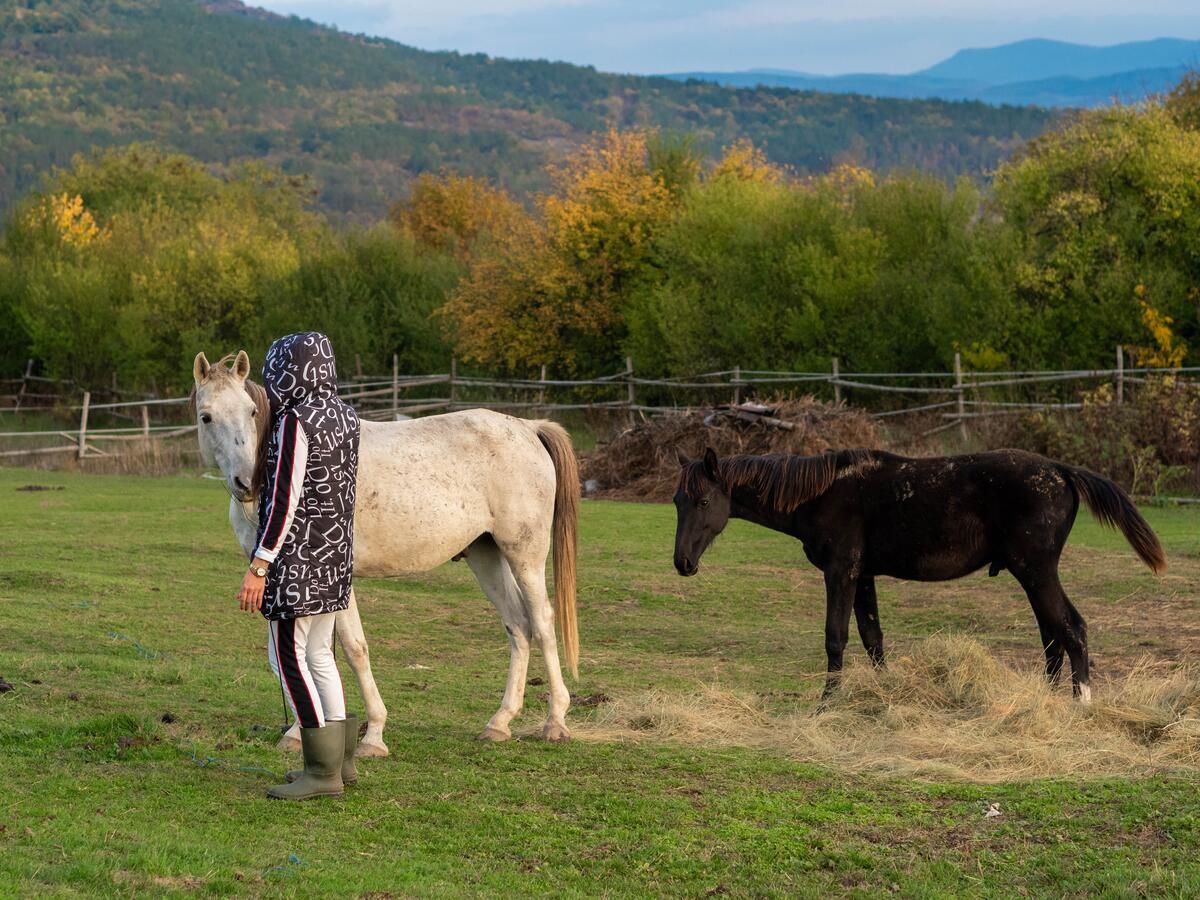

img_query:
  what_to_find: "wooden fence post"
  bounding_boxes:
[1116,344,1124,405]
[14,358,33,411]
[141,404,150,440]
[954,352,967,442]
[449,357,458,409]
[732,365,742,406]
[539,364,547,409]
[832,357,842,405]
[78,391,91,460]
[355,354,363,379]
[392,353,399,418]
[625,357,635,411]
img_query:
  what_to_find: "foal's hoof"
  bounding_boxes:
[541,722,572,743]
[477,726,511,742]
[356,739,390,759]
[1076,684,1093,705]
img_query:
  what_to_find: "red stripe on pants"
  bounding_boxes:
[276,618,320,728]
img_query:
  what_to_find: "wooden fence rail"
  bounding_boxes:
[0,347,1190,460]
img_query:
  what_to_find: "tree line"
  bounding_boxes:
[2,77,1199,390]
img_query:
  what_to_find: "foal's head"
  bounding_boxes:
[673,448,731,576]
[191,350,269,502]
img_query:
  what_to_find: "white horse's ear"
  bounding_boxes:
[193,352,211,385]
[676,448,691,468]
[233,350,251,381]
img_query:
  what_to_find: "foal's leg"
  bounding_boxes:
[1026,602,1065,685]
[1016,565,1090,701]
[1062,596,1090,703]
[853,576,885,667]
[335,589,390,757]
[821,567,858,700]
[506,549,572,743]
[465,536,533,742]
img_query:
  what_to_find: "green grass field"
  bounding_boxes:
[2,467,1199,897]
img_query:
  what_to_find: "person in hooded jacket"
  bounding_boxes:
[236,331,361,800]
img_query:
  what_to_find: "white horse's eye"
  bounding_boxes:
[200,413,212,425]
[250,407,257,417]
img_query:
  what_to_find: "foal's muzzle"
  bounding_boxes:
[675,556,699,577]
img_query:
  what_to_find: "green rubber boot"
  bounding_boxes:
[286,715,358,786]
[267,721,345,800]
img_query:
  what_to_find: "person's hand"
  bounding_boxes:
[238,566,266,612]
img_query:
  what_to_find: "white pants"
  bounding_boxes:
[267,613,346,729]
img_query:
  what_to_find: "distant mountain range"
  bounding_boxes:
[0,1,1058,223]
[668,38,1200,108]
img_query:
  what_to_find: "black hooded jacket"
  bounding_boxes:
[253,332,360,620]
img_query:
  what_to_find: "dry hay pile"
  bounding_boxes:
[582,397,882,501]
[576,635,1200,782]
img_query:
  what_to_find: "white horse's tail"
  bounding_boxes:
[534,421,580,679]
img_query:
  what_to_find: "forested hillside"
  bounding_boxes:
[0,0,1057,220]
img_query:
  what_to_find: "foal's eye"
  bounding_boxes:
[699,498,710,509]
[200,413,212,425]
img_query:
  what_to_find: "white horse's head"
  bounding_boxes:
[191,350,269,502]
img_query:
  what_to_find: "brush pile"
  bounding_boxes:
[581,397,882,501]
[578,634,1200,782]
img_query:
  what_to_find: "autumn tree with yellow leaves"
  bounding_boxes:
[1,146,457,386]
[390,172,524,263]
[439,130,680,373]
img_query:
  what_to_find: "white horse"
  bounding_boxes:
[191,351,580,755]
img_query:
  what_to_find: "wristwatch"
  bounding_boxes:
[249,563,268,578]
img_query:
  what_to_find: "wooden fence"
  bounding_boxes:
[0,347,1190,460]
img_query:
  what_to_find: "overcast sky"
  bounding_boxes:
[253,1,1200,75]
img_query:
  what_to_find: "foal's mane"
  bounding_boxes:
[683,448,877,514]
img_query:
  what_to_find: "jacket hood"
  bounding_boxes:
[261,332,339,413]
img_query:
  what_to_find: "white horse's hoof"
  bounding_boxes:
[477,726,511,742]
[277,735,301,753]
[356,740,390,759]
[541,722,571,743]
[1077,684,1092,705]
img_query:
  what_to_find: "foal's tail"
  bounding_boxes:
[534,421,580,679]
[1061,465,1167,574]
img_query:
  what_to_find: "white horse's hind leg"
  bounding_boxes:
[335,590,390,758]
[508,553,572,743]
[466,537,532,741]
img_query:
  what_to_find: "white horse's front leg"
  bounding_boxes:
[279,722,301,752]
[336,590,390,758]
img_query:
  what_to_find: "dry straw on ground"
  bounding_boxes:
[576,634,1200,782]
[582,397,882,501]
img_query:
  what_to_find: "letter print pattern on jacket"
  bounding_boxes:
[254,332,360,621]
